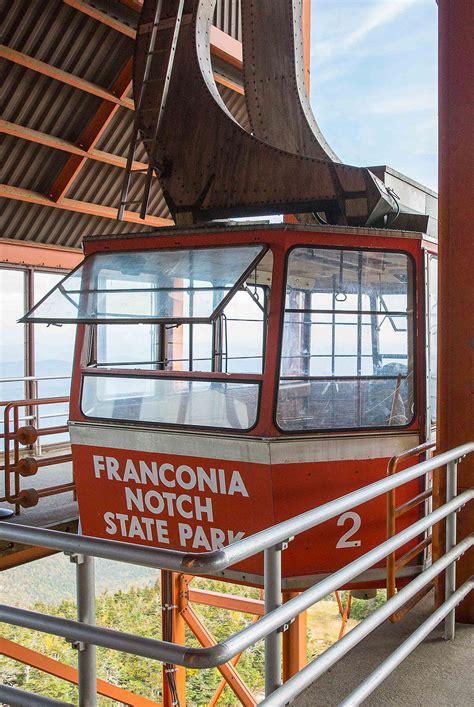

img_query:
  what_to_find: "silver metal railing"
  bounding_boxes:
[0,443,472,707]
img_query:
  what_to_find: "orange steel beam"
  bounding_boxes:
[0,637,160,706]
[0,238,82,269]
[188,587,265,616]
[66,0,245,74]
[63,0,136,38]
[0,120,148,173]
[119,0,143,12]
[213,72,244,95]
[0,546,58,571]
[49,57,133,201]
[63,1,244,70]
[0,184,172,227]
[182,604,256,707]
[436,0,474,623]
[174,574,187,706]
[161,572,186,707]
[210,26,243,69]
[282,592,307,682]
[0,45,134,109]
[209,615,260,707]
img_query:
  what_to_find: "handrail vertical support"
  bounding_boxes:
[444,460,457,640]
[74,554,97,706]
[264,544,282,696]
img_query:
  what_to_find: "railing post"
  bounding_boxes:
[264,544,282,697]
[73,554,97,706]
[444,460,458,640]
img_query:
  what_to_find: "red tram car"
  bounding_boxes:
[25,221,438,589]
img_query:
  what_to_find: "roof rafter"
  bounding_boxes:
[0,120,147,172]
[0,184,172,227]
[49,58,134,201]
[62,0,244,69]
[0,45,134,109]
[63,0,136,38]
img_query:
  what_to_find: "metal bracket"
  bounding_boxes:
[70,640,85,651]
[277,617,295,634]
[65,552,85,565]
[276,537,294,552]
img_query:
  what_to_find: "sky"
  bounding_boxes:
[310,0,438,190]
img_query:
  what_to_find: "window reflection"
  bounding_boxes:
[82,375,259,430]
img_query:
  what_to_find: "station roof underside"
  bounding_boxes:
[0,0,247,250]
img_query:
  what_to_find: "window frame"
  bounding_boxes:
[20,244,269,325]
[274,244,418,434]
[79,368,263,433]
[76,244,272,433]
[0,261,75,402]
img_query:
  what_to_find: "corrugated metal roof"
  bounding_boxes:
[1,0,246,250]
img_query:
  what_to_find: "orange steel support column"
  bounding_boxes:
[436,0,474,623]
[282,592,307,681]
[161,571,186,707]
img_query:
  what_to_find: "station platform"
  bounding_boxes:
[294,592,474,706]
[0,458,78,569]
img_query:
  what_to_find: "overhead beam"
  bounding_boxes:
[119,0,143,12]
[0,184,172,227]
[63,0,244,69]
[63,0,136,38]
[0,45,134,109]
[0,119,147,172]
[210,26,243,69]
[49,58,133,201]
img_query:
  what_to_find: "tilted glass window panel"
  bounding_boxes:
[21,246,266,324]
[81,375,259,430]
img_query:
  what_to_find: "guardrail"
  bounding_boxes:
[0,443,472,707]
[1,375,72,516]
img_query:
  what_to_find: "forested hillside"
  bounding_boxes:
[1,555,383,705]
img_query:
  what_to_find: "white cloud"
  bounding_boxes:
[364,90,437,115]
[314,0,420,65]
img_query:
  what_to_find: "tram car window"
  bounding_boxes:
[277,248,415,431]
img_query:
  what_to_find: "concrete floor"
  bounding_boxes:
[0,458,78,528]
[294,593,474,706]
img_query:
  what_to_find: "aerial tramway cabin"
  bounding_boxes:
[23,207,438,589]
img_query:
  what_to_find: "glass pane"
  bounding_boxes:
[35,272,75,445]
[278,247,415,431]
[277,376,412,431]
[0,269,26,455]
[225,288,265,374]
[81,375,259,430]
[0,269,26,401]
[285,248,411,313]
[23,246,265,324]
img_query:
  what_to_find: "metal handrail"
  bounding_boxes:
[2,491,472,668]
[0,443,472,705]
[3,443,471,572]
[0,375,71,384]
